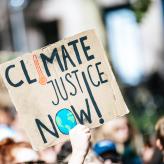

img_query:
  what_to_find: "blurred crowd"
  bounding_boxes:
[0,0,164,163]
[0,102,163,164]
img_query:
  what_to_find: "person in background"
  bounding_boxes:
[93,117,142,164]
[142,116,164,164]
[155,116,164,163]
[155,116,164,151]
[0,122,96,163]
[0,104,15,126]
[142,135,154,164]
[39,146,57,163]
[93,140,122,163]
[111,117,142,164]
[57,141,72,163]
[0,138,40,163]
[0,104,18,141]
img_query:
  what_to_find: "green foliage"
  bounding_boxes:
[132,0,152,23]
[123,86,163,135]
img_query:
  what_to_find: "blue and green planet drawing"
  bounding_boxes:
[55,108,77,135]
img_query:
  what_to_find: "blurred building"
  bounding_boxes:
[0,0,163,133]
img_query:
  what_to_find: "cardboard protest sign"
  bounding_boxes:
[0,29,129,150]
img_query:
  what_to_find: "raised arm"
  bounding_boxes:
[68,124,91,164]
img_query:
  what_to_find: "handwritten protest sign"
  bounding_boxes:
[0,30,129,150]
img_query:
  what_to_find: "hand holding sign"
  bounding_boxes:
[0,30,129,150]
[69,124,91,164]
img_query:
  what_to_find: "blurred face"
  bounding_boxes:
[39,147,56,163]
[104,160,112,164]
[103,118,129,144]
[0,110,12,125]
[142,145,154,163]
[12,147,39,163]
[156,139,163,151]
[113,118,129,143]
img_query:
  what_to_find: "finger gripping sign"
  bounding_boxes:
[0,30,129,151]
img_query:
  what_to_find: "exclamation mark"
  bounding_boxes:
[82,71,104,124]
[33,54,47,85]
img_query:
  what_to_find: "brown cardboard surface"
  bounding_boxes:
[0,30,129,150]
